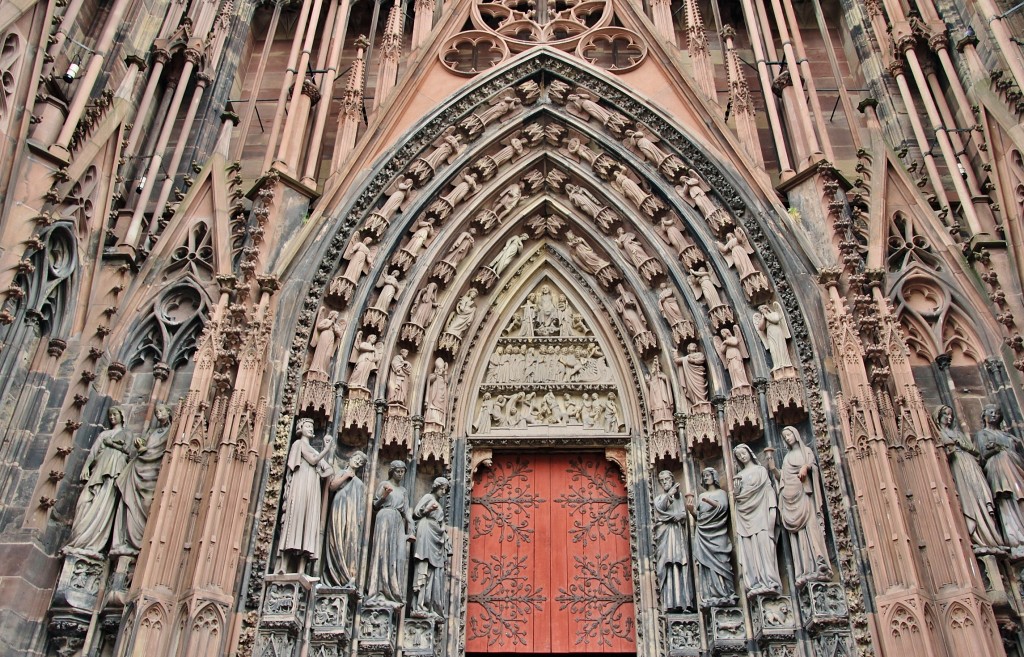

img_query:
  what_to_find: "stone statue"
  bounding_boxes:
[604,392,622,432]
[66,406,133,556]
[112,404,172,555]
[277,418,333,570]
[424,358,449,431]
[675,343,709,405]
[658,282,687,326]
[614,284,648,337]
[625,128,669,165]
[615,227,652,269]
[566,92,629,133]
[373,270,404,312]
[488,233,528,274]
[653,471,694,611]
[566,231,610,275]
[411,477,451,618]
[565,183,603,219]
[611,170,650,209]
[445,230,475,263]
[348,333,383,390]
[767,426,833,585]
[375,177,413,221]
[341,235,376,283]
[406,219,434,257]
[387,349,412,406]
[732,444,782,596]
[493,182,523,223]
[367,460,414,605]
[685,467,736,607]
[445,289,478,338]
[935,405,1004,552]
[754,301,793,372]
[977,404,1024,558]
[714,327,750,390]
[717,230,757,279]
[647,360,674,430]
[656,216,693,258]
[409,282,439,327]
[677,169,719,219]
[689,266,724,309]
[309,309,347,375]
[323,450,368,588]
[474,393,501,433]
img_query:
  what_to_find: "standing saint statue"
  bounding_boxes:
[658,282,687,326]
[323,451,368,588]
[277,418,333,572]
[387,350,412,406]
[754,302,793,372]
[66,406,133,556]
[714,327,750,390]
[647,360,674,430]
[934,405,1004,553]
[977,404,1024,558]
[685,468,737,607]
[112,404,173,555]
[614,284,648,337]
[424,359,449,431]
[411,477,451,618]
[732,444,782,596]
[653,471,694,611]
[348,333,382,390]
[367,461,414,605]
[717,231,757,279]
[488,233,528,275]
[767,426,833,585]
[675,343,709,405]
[409,282,439,328]
[308,309,346,375]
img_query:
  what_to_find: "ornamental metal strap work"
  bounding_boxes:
[467,453,635,652]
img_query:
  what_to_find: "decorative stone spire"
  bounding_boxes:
[333,35,368,171]
[649,0,676,45]
[683,0,716,101]
[721,25,762,165]
[373,3,405,110]
[412,0,435,49]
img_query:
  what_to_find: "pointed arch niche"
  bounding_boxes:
[247,49,865,657]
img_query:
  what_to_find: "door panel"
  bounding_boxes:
[467,453,635,653]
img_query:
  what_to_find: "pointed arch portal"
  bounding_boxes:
[248,48,857,657]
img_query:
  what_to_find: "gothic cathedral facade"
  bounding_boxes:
[2,0,1024,656]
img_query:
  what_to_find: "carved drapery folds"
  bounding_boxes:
[251,62,851,657]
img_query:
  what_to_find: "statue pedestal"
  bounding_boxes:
[257,573,317,657]
[708,606,745,653]
[797,581,849,631]
[53,550,107,612]
[356,604,399,655]
[311,587,357,654]
[400,616,439,655]
[665,613,701,656]
[751,594,795,643]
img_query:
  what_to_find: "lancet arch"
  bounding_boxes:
[250,49,862,657]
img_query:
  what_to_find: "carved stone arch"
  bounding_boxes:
[114,277,212,373]
[888,602,922,642]
[179,602,224,657]
[944,600,978,655]
[0,26,25,132]
[942,306,986,366]
[254,49,860,654]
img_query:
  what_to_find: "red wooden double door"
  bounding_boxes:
[467,452,636,654]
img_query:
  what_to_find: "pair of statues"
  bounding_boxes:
[652,426,832,610]
[66,405,173,559]
[939,403,1024,558]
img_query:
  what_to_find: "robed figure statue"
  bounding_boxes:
[411,477,451,618]
[112,404,173,556]
[685,468,737,607]
[977,404,1024,559]
[367,461,414,605]
[323,451,368,588]
[732,444,782,597]
[653,471,694,611]
[278,418,333,572]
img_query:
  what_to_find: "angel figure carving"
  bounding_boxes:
[611,170,650,209]
[658,282,687,326]
[566,92,630,133]
[754,301,794,372]
[405,219,435,257]
[566,231,610,275]
[348,333,383,390]
[657,216,693,257]
[615,227,652,269]
[308,309,347,376]
[714,327,750,390]
[677,169,720,220]
[717,230,758,279]
[477,92,522,127]
[565,183,603,219]
[341,236,377,284]
[373,270,405,312]
[420,128,465,169]
[625,128,669,166]
[689,266,725,308]
[375,177,413,220]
